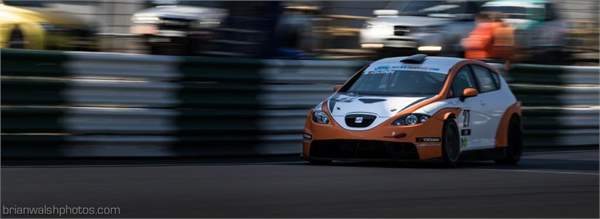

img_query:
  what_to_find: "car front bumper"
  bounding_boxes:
[303,115,445,161]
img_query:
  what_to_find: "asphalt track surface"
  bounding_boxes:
[2,150,598,218]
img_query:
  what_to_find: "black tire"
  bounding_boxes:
[308,159,332,165]
[8,28,26,49]
[441,120,461,167]
[496,116,523,165]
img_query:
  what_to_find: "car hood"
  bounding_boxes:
[133,5,227,21]
[368,15,452,27]
[328,93,430,118]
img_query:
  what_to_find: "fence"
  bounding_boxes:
[1,49,598,157]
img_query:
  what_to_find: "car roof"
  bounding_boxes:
[366,56,464,74]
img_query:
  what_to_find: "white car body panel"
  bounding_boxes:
[473,77,517,149]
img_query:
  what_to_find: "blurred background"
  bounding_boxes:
[1,3,598,216]
[0,0,598,63]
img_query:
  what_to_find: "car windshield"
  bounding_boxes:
[148,0,221,7]
[481,6,530,19]
[386,1,444,16]
[343,70,447,96]
[386,0,480,17]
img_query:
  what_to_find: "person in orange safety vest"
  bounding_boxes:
[463,12,515,70]
[491,13,515,65]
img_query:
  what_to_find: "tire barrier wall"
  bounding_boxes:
[1,49,598,157]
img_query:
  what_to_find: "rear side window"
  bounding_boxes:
[450,67,476,98]
[471,65,499,92]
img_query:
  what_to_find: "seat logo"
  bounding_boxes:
[355,117,363,124]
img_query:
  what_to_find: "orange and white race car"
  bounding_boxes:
[303,54,522,166]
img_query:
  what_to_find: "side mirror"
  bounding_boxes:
[460,88,478,101]
[333,84,343,92]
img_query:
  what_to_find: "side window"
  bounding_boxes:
[471,65,499,92]
[450,67,476,98]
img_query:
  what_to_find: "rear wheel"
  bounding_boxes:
[442,120,461,167]
[496,116,522,165]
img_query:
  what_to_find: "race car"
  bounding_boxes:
[303,54,522,166]
[0,0,98,50]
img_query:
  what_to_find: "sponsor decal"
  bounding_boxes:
[461,137,469,148]
[368,65,391,74]
[366,65,444,74]
[393,64,441,72]
[416,137,441,142]
[365,65,446,74]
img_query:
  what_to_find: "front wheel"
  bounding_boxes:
[496,116,523,165]
[442,120,461,167]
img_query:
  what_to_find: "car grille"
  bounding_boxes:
[394,26,410,36]
[310,140,419,160]
[345,114,376,128]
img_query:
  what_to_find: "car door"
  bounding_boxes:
[448,66,487,150]
[470,65,504,148]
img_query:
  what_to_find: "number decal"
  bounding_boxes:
[462,109,470,128]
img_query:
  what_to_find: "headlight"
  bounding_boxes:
[365,23,394,36]
[418,46,442,52]
[132,15,160,23]
[392,114,430,126]
[312,110,329,124]
[311,102,329,124]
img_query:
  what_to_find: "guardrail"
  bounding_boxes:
[1,49,598,157]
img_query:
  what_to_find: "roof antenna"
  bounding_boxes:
[400,54,427,64]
